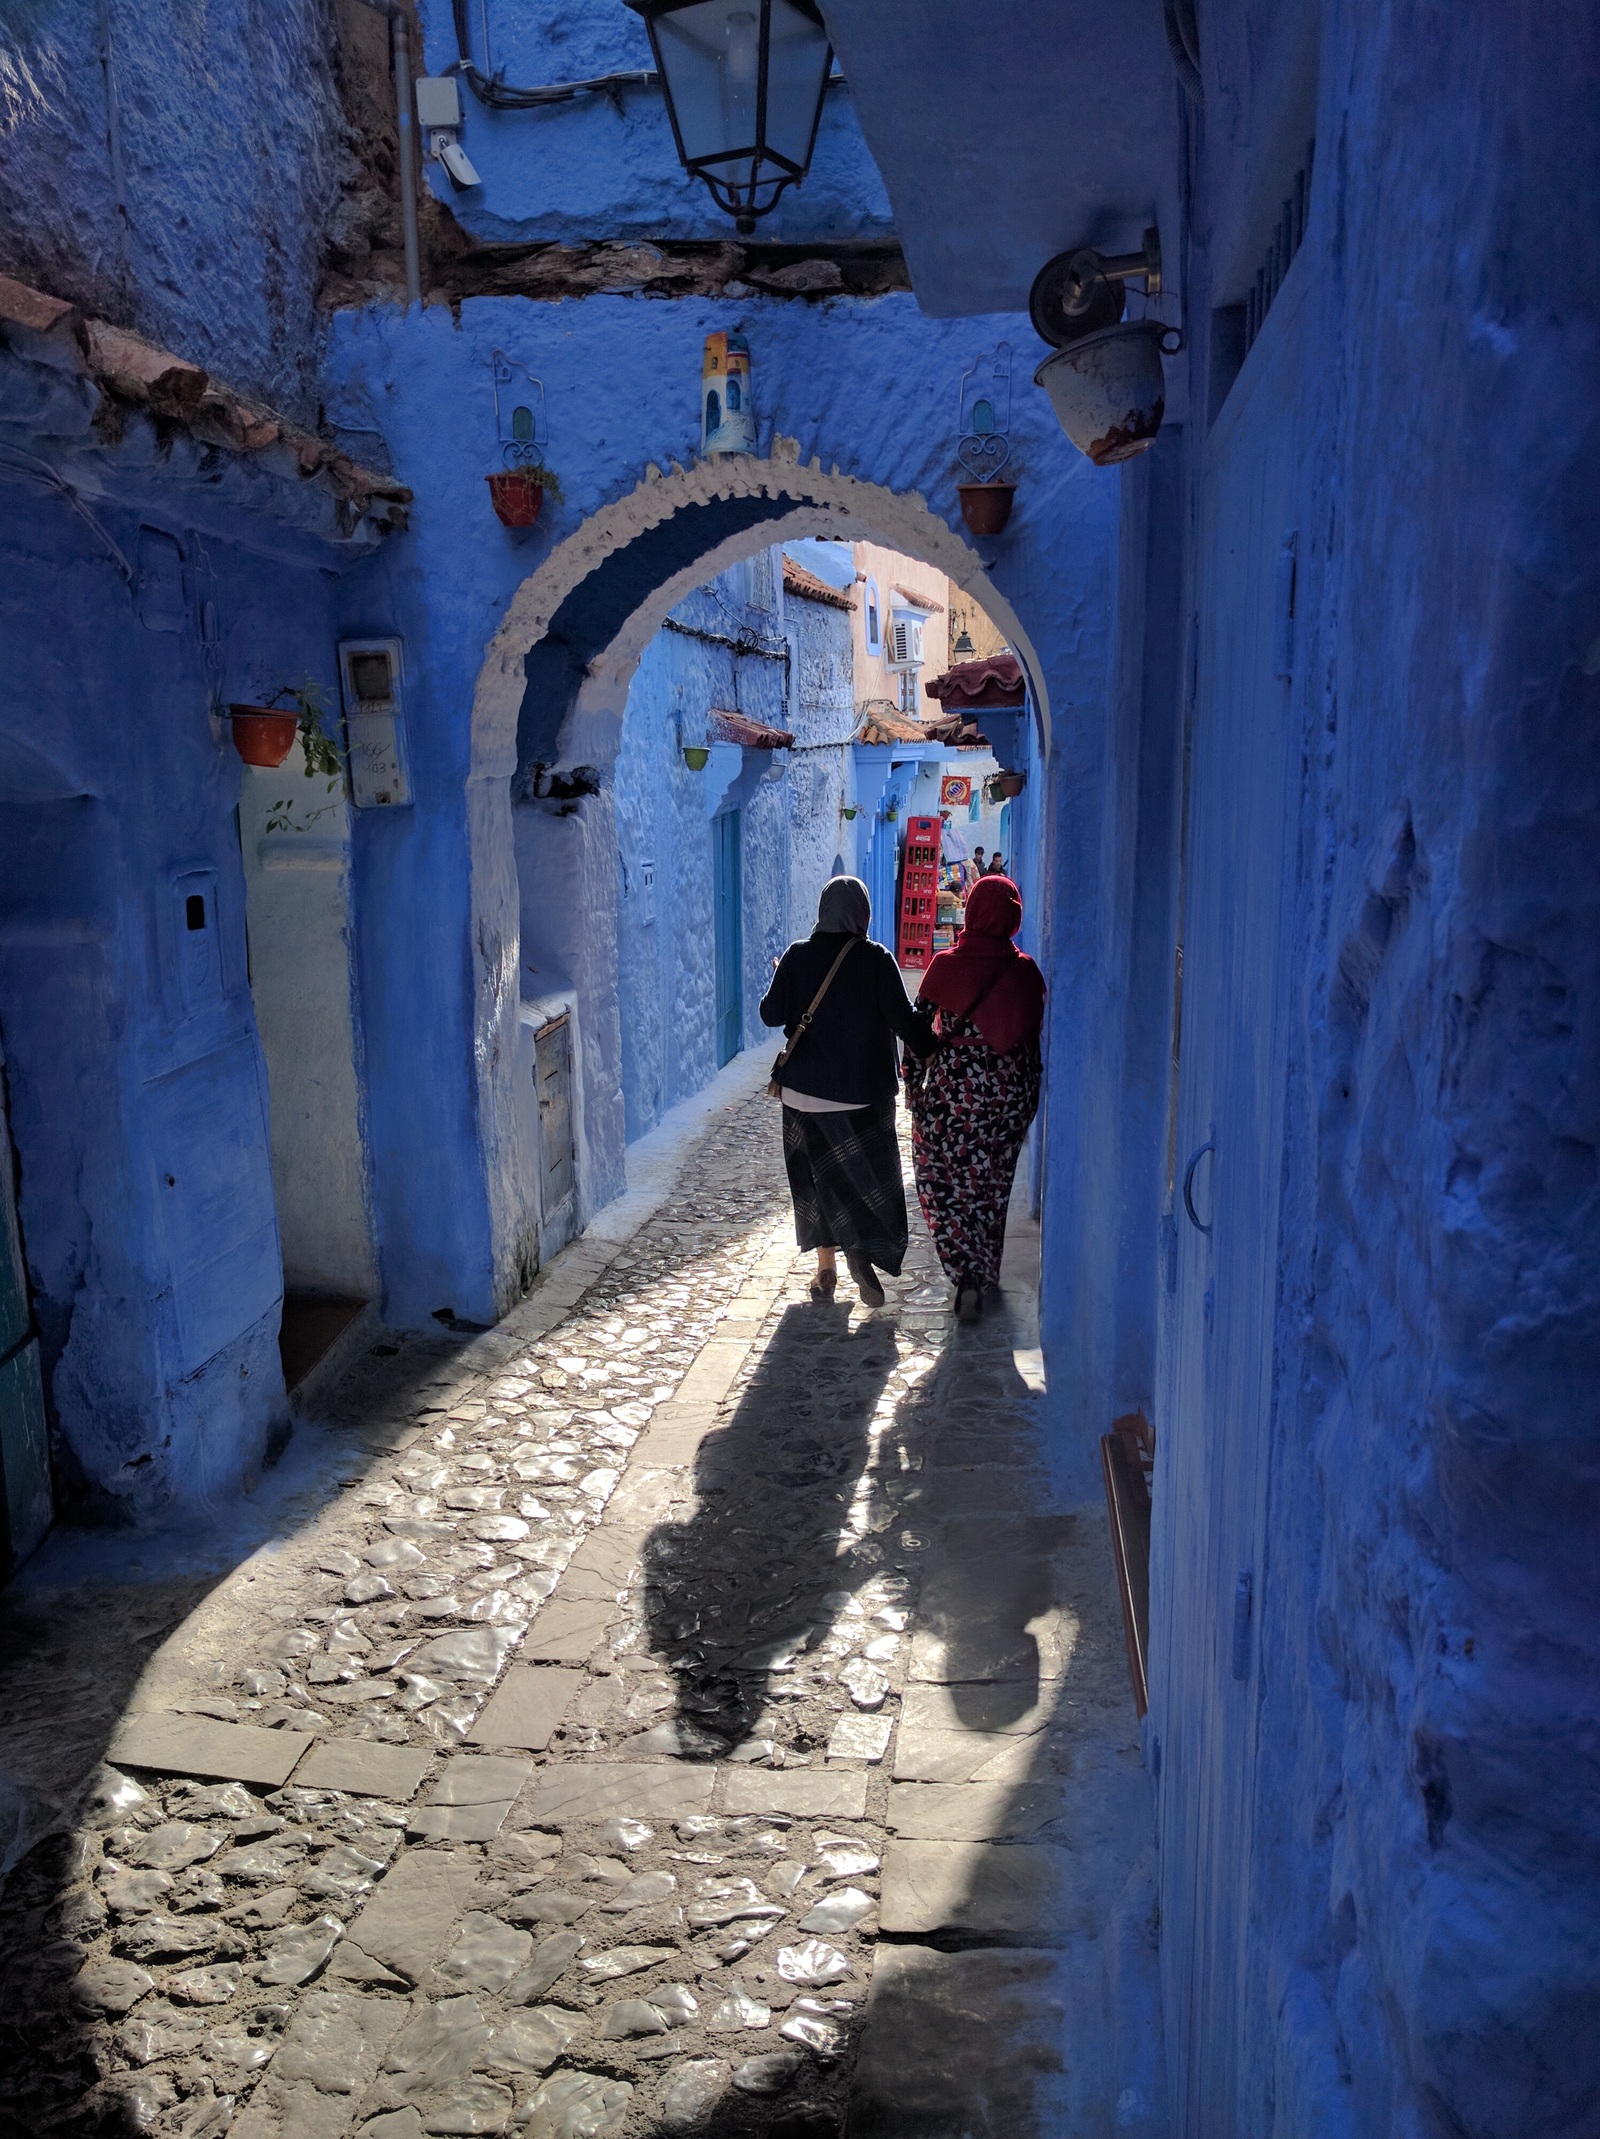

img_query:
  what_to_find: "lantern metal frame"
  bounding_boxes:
[626,0,833,233]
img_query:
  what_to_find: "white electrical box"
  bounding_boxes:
[414,76,463,129]
[338,637,413,808]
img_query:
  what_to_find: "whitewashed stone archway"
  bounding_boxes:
[469,441,1049,780]
[467,448,1045,1308]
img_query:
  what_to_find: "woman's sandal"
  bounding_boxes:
[846,1252,886,1308]
[955,1281,983,1322]
[809,1267,837,1301]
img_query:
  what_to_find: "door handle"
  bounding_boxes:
[1182,1140,1215,1235]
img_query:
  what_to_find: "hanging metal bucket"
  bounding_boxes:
[1033,320,1180,466]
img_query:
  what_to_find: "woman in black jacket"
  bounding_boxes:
[760,876,932,1306]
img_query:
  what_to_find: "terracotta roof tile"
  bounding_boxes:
[782,557,856,609]
[852,705,936,746]
[892,582,945,613]
[710,708,795,749]
[924,653,1026,710]
[0,273,410,530]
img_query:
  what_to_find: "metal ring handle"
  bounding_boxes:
[1182,1140,1215,1235]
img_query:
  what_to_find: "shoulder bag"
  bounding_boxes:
[767,939,857,1098]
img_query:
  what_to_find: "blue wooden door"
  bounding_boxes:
[1153,274,1308,2134]
[0,1042,50,1580]
[713,809,743,1068]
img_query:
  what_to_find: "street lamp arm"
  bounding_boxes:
[446,0,842,116]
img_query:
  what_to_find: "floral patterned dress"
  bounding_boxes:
[907,1010,1043,1288]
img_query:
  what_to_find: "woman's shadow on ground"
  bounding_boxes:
[637,1299,901,1758]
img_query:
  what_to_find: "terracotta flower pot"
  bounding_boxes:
[487,470,547,528]
[228,705,300,768]
[992,770,1027,799]
[957,480,1017,537]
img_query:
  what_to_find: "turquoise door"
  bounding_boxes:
[712,809,743,1068]
[0,1050,50,1580]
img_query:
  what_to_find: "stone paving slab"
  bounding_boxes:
[878,1840,1077,1940]
[885,1780,1071,1840]
[295,1739,435,1799]
[927,1434,1046,1468]
[891,1725,1053,1784]
[919,1469,1054,1515]
[908,1612,1076,1685]
[517,1596,622,1663]
[673,1338,752,1405]
[518,1760,717,1823]
[425,1755,536,1805]
[329,1850,483,1984]
[721,1768,870,1818]
[898,1680,1063,1735]
[468,1665,582,1750]
[232,1990,407,2139]
[547,1528,650,1602]
[848,1945,1080,2137]
[109,1710,314,1786]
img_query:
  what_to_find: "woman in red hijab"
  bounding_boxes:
[907,874,1046,1319]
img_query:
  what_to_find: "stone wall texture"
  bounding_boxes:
[1142,6,1600,2137]
[0,0,344,418]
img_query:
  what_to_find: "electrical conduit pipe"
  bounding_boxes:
[354,0,423,308]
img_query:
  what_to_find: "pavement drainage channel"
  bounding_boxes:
[0,1095,1151,2138]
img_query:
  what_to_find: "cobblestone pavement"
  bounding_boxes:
[0,1087,1156,2139]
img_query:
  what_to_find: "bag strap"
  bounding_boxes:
[772,938,857,1078]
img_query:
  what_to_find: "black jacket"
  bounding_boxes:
[759,932,931,1105]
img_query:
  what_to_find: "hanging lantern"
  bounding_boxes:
[628,0,833,233]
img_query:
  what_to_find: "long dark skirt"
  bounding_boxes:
[781,1101,909,1275]
[909,1016,1042,1288]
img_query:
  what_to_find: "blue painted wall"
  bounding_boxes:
[0,485,364,1517]
[320,289,1115,1329]
[1136,6,1600,2135]
[0,0,343,418]
[414,0,893,245]
[613,553,815,1141]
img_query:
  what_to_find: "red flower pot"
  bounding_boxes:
[487,470,546,528]
[228,705,299,768]
[957,480,1016,537]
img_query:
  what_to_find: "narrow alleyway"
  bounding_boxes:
[0,1070,1155,2139]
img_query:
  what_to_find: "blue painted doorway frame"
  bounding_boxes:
[713,808,743,1068]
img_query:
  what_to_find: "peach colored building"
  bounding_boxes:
[849,540,951,719]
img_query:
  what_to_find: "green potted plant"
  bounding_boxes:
[228,678,343,776]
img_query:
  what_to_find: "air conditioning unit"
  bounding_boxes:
[885,616,924,670]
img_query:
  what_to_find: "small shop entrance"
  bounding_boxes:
[712,808,743,1068]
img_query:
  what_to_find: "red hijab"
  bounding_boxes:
[918,875,1045,1054]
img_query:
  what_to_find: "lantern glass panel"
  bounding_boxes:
[648,0,831,219]
[655,2,761,167]
[763,0,831,167]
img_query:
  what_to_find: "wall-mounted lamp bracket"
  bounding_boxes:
[1030,227,1163,349]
